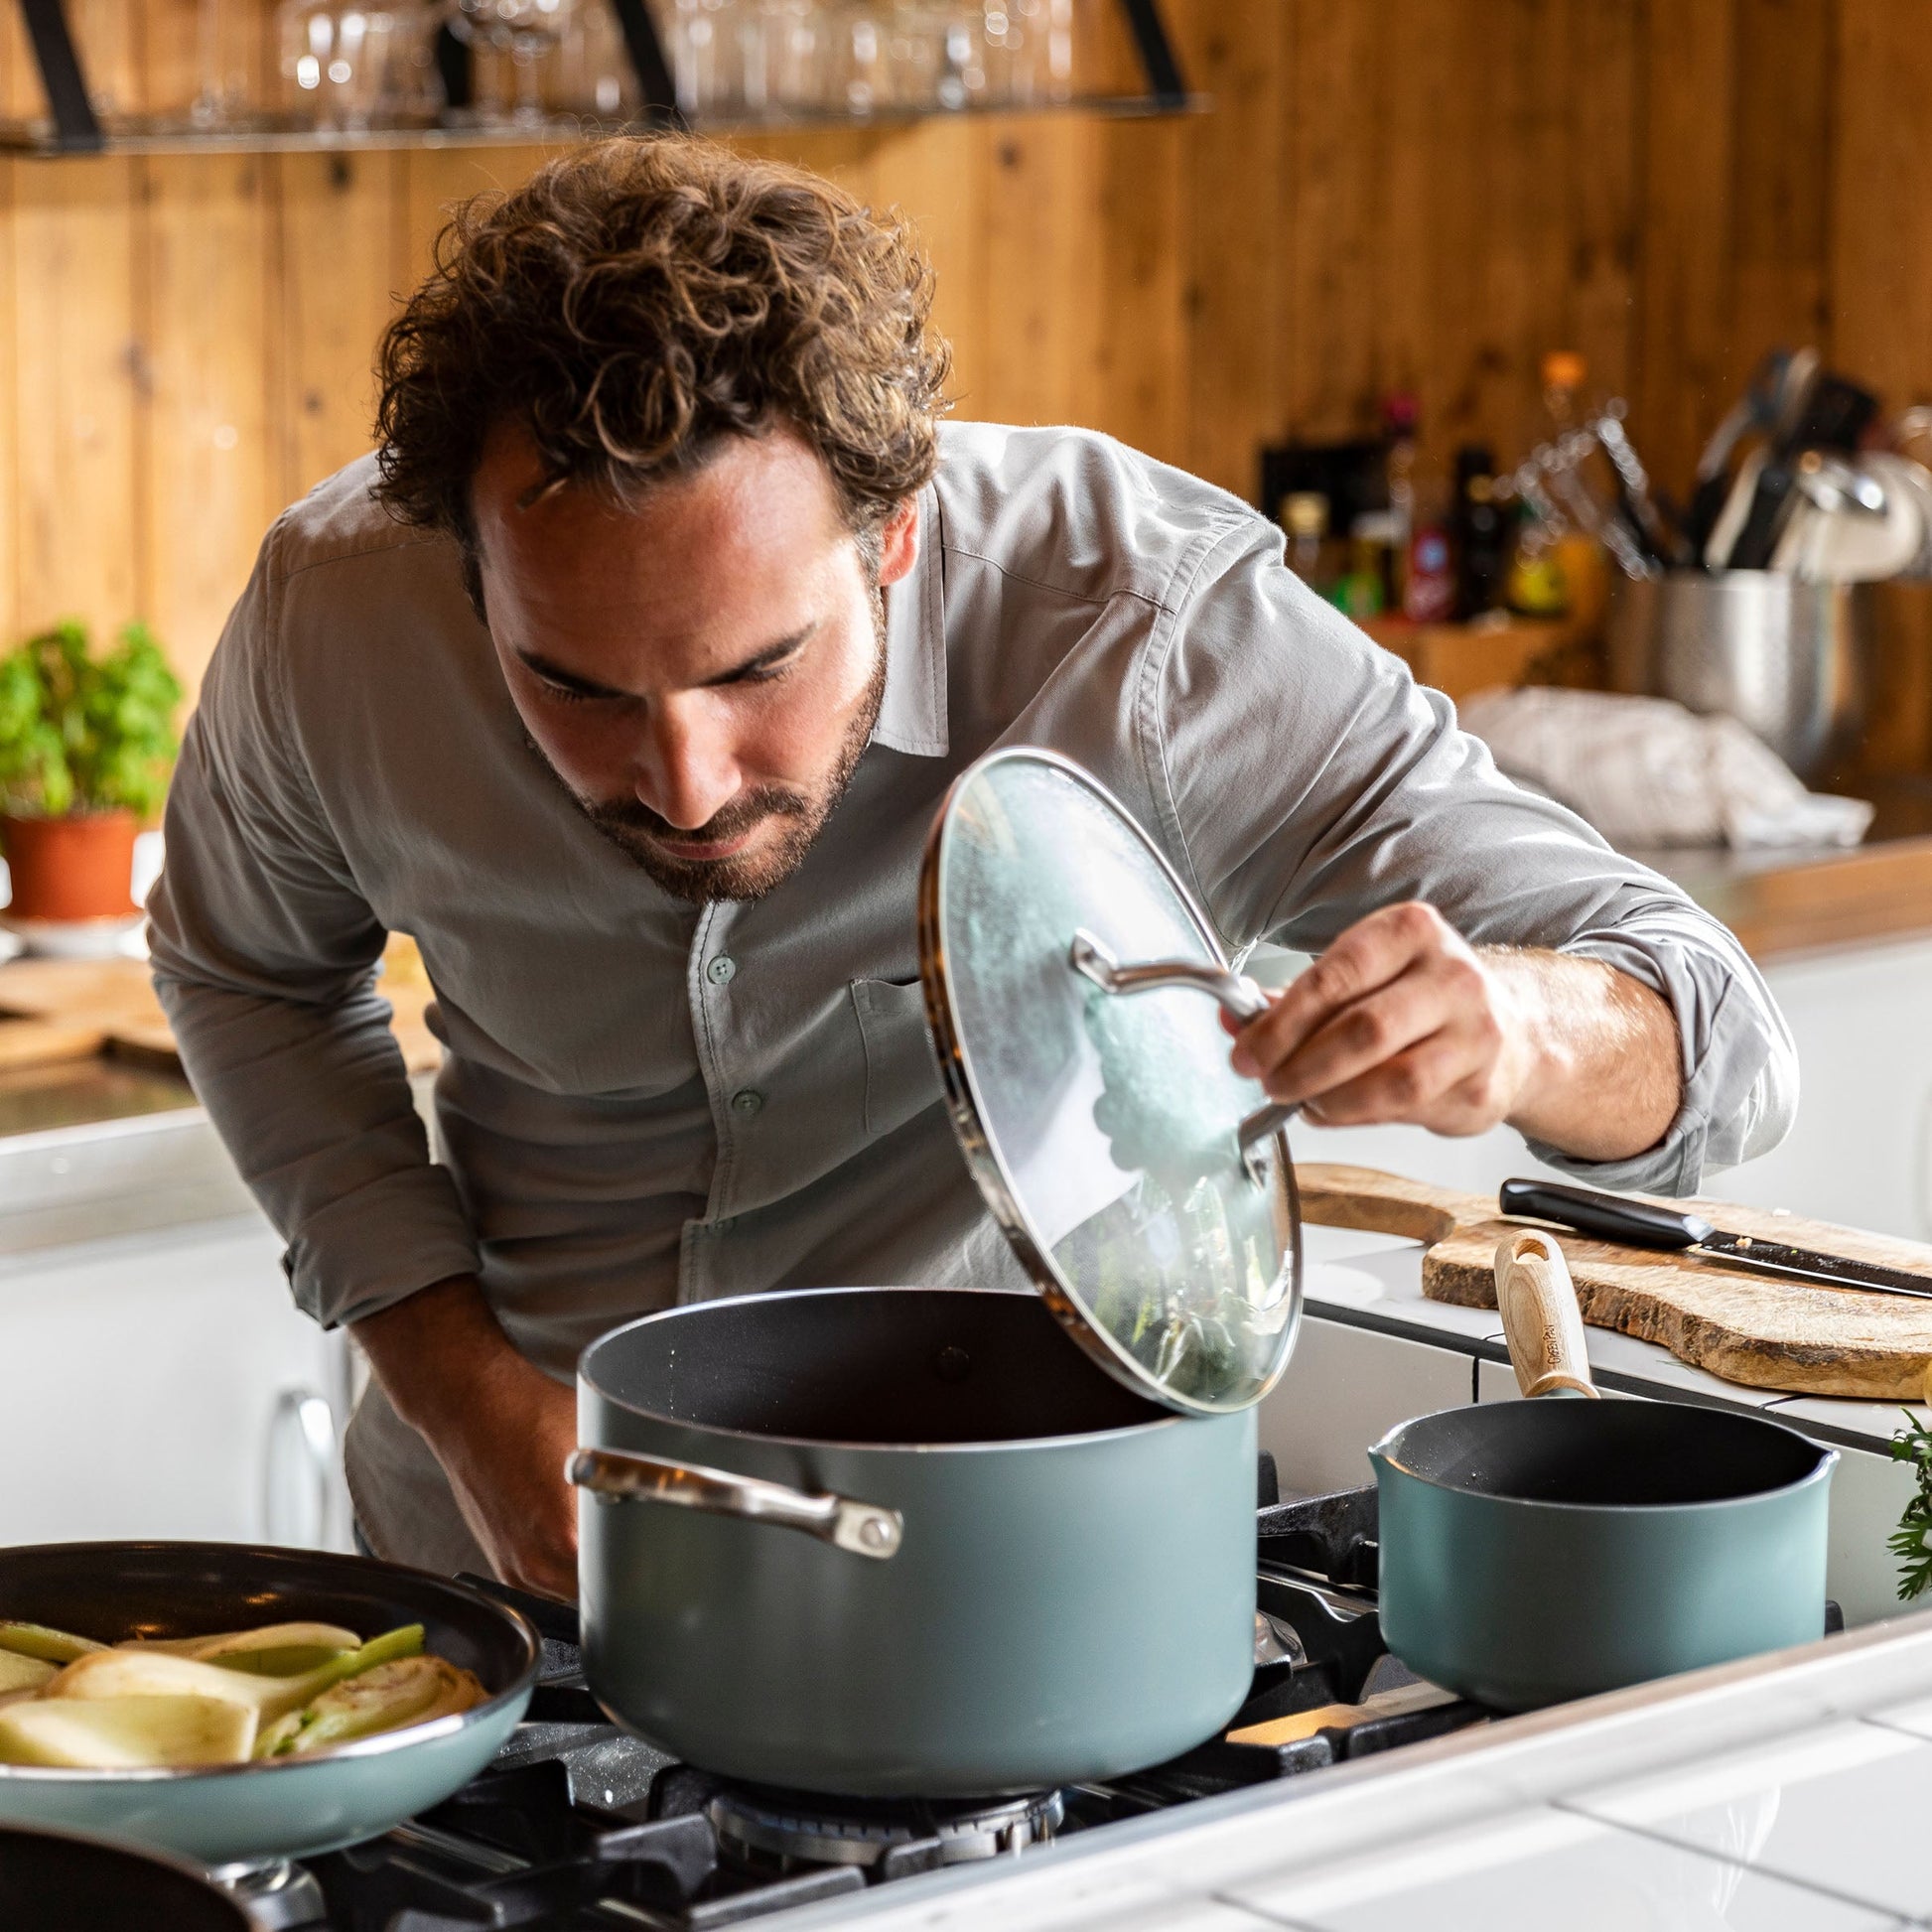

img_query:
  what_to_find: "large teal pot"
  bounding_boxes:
[1372,1398,1836,1711]
[576,1287,1257,1797]
[0,1543,538,1864]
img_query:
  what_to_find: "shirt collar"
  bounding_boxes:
[871,484,948,759]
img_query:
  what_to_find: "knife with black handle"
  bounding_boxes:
[1499,1178,1932,1303]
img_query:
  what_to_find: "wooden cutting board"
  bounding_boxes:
[0,946,442,1077]
[1298,1163,1932,1402]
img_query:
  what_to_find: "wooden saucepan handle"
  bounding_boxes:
[1495,1230,1599,1400]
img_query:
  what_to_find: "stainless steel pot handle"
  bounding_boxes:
[1069,928,1270,1022]
[1069,929,1297,1153]
[567,1447,903,1560]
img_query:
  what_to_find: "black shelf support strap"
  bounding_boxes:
[18,0,102,152]
[433,18,475,112]
[1114,0,1187,108]
[607,0,683,125]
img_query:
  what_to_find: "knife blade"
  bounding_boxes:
[1498,1177,1932,1303]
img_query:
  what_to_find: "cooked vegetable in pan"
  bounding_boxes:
[0,1618,484,1768]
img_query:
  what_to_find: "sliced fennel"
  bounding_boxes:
[0,1694,257,1767]
[0,1621,105,1664]
[254,1655,483,1758]
[48,1624,426,1725]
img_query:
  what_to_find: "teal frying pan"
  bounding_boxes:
[0,1542,538,1866]
[1371,1231,1836,1712]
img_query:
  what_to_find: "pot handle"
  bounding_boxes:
[1068,929,1272,1022]
[1494,1230,1599,1400]
[567,1447,903,1560]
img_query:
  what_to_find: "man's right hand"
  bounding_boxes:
[352,1276,580,1600]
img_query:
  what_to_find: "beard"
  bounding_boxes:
[529,591,889,904]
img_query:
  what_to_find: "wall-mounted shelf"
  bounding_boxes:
[6,0,1189,158]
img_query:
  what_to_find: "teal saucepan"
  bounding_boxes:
[1371,1231,1837,1712]
[572,1287,1259,1797]
[0,1542,538,1865]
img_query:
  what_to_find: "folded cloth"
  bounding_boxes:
[1457,686,1873,851]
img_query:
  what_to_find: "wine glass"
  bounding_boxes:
[450,0,577,129]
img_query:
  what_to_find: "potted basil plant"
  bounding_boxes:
[0,620,183,930]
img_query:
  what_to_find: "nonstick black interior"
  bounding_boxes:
[585,1287,1168,1443]
[0,1544,540,1695]
[1388,1397,1830,1506]
[0,1824,252,1931]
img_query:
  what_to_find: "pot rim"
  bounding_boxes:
[578,1284,1202,1454]
[1368,1403,1839,1516]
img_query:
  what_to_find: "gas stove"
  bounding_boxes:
[220,1464,1512,1931]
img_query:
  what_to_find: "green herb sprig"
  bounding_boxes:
[0,620,182,819]
[1888,1409,1932,1600]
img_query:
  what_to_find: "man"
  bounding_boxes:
[150,138,1794,1598]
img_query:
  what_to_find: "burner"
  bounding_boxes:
[206,1860,326,1932]
[710,1784,1065,1873]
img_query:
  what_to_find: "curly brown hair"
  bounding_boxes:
[373,136,951,558]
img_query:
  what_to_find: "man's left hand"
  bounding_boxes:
[1224,901,1682,1161]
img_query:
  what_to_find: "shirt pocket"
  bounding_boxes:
[849,977,942,1141]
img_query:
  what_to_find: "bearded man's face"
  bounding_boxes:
[472,424,914,902]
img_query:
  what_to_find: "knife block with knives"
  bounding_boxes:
[1298,1164,1932,1401]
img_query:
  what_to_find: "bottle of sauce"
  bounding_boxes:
[1450,446,1506,619]
[1402,482,1456,623]
[1381,391,1421,608]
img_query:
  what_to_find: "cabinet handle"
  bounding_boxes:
[263,1387,337,1549]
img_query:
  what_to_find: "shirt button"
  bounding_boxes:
[731,1088,763,1117]
[712,1216,736,1234]
[706,955,737,985]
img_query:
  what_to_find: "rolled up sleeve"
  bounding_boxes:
[1142,521,1797,1195]
[147,521,480,1325]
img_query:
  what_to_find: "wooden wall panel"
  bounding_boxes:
[0,1,1924,707]
[1167,0,1288,497]
[137,155,274,690]
[1831,1,1932,409]
[273,152,405,506]
[1729,0,1835,359]
[0,159,17,641]
[1078,118,1184,465]
[1282,0,1387,446]
[971,116,1102,427]
[9,159,141,644]
[1631,0,1837,507]
[1631,1,1739,501]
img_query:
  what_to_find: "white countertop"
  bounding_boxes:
[782,1582,1932,1932]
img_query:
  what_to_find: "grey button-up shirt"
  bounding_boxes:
[149,422,1796,1571]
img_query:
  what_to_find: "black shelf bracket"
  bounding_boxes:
[1116,0,1187,109]
[19,0,101,152]
[608,0,682,125]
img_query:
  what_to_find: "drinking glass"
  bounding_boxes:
[760,0,826,114]
[826,2,889,116]
[983,0,1071,105]
[554,0,638,118]
[279,2,441,130]
[192,0,244,129]
[666,0,742,117]
[449,0,577,127]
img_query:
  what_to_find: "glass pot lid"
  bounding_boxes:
[917,748,1304,1415]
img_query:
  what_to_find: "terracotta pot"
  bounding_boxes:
[0,811,140,922]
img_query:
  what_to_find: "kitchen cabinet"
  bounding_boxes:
[1260,1314,1472,1498]
[0,1182,351,1552]
[1725,935,1932,1240]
